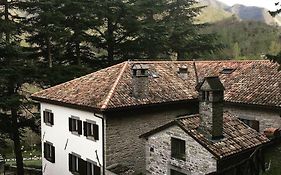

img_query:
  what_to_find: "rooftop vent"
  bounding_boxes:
[178,65,188,79]
[220,68,236,74]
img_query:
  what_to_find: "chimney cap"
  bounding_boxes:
[196,76,225,91]
[132,64,149,70]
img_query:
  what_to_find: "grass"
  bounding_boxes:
[6,159,42,169]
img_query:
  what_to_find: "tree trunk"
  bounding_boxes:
[4,0,10,44]
[11,108,24,175]
[107,18,114,65]
[177,51,185,61]
[46,37,52,68]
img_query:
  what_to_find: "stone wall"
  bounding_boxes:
[224,104,281,132]
[145,125,217,175]
[105,103,197,174]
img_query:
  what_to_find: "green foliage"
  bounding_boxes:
[203,17,281,59]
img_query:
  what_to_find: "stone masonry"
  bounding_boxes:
[145,125,217,175]
[224,105,281,132]
[105,103,197,174]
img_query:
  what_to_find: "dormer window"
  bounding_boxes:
[220,68,236,74]
[178,65,188,79]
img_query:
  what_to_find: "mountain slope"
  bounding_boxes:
[226,4,281,25]
[197,0,281,26]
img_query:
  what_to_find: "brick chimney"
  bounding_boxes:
[132,64,149,98]
[197,76,225,140]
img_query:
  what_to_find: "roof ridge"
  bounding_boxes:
[127,60,270,63]
[101,62,128,109]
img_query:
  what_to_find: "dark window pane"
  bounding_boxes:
[171,169,186,175]
[171,137,186,160]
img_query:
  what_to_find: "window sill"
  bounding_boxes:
[45,157,55,163]
[45,123,53,127]
[71,131,81,136]
[86,136,97,141]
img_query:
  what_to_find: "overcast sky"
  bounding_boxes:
[217,0,279,10]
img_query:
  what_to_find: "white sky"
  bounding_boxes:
[217,0,279,10]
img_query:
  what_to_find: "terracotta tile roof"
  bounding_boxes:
[31,60,281,111]
[177,112,269,158]
[140,112,269,159]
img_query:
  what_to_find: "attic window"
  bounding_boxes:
[220,68,236,74]
[178,66,188,74]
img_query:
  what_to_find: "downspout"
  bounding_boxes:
[94,113,105,175]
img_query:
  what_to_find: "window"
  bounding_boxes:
[202,91,210,102]
[170,169,186,175]
[43,110,54,125]
[69,154,101,175]
[239,118,259,132]
[84,122,99,140]
[220,68,236,74]
[171,137,186,160]
[86,161,101,175]
[44,142,55,163]
[69,118,82,135]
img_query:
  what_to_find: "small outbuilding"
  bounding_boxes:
[140,76,270,175]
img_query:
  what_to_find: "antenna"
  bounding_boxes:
[193,59,199,84]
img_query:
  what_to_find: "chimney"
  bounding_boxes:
[132,64,149,98]
[197,76,225,140]
[178,65,188,79]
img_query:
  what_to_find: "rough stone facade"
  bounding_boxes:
[105,103,197,174]
[145,125,217,175]
[224,104,281,132]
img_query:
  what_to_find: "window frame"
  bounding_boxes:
[43,110,54,126]
[86,159,101,175]
[69,117,82,135]
[238,118,260,132]
[171,137,186,160]
[44,142,55,163]
[84,121,99,141]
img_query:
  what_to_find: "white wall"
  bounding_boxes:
[41,103,104,175]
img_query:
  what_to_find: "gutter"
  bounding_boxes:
[94,113,105,175]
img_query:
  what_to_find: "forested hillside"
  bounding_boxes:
[203,17,281,59]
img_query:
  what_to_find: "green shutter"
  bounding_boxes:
[69,154,73,171]
[69,118,72,131]
[78,158,86,175]
[78,120,82,135]
[93,124,99,140]
[94,165,101,175]
[43,142,47,159]
[84,121,88,137]
[51,145,55,163]
[43,111,47,123]
[50,112,54,125]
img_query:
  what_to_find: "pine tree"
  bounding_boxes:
[0,1,39,174]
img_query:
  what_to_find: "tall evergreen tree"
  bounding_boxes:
[0,1,39,174]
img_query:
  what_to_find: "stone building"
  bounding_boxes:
[140,77,269,175]
[32,60,280,174]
